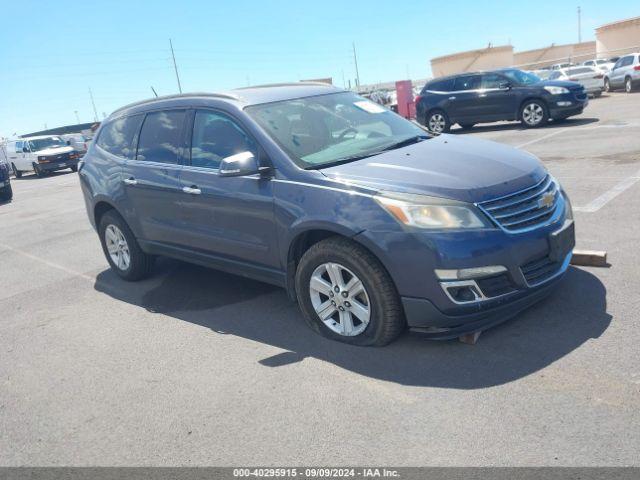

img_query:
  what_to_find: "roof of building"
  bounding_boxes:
[596,15,640,31]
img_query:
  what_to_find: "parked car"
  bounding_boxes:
[531,69,553,80]
[548,66,604,97]
[604,53,640,93]
[582,58,615,73]
[550,63,574,70]
[0,160,12,201]
[79,84,575,346]
[60,133,89,155]
[415,68,588,133]
[5,136,81,178]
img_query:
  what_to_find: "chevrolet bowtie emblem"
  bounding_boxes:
[538,192,554,209]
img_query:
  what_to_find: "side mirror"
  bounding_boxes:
[22,147,29,153]
[219,151,260,177]
[499,82,512,90]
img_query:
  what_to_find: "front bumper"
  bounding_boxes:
[548,91,588,119]
[38,158,79,172]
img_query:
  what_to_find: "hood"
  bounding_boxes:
[320,135,546,203]
[538,79,583,89]
[35,146,74,156]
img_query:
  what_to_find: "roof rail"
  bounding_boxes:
[235,81,337,90]
[110,92,242,116]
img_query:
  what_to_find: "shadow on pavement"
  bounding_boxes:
[450,117,599,135]
[95,260,610,389]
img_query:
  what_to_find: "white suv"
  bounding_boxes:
[5,135,80,178]
[604,53,640,93]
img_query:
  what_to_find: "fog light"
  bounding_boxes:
[447,285,481,302]
[435,265,507,281]
[557,101,572,107]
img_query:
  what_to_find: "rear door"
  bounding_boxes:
[448,75,482,122]
[121,109,188,246]
[177,109,280,270]
[611,56,631,87]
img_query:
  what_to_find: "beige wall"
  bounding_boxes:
[430,46,513,78]
[513,42,596,69]
[596,16,640,58]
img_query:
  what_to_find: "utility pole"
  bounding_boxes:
[74,111,80,123]
[88,88,98,122]
[169,38,183,93]
[352,42,361,89]
[577,6,582,43]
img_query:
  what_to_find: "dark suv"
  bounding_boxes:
[416,69,588,133]
[80,83,575,346]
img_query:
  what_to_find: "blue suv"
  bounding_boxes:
[79,83,575,346]
[416,69,588,133]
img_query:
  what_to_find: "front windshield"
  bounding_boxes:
[245,92,429,169]
[28,137,66,151]
[501,69,541,85]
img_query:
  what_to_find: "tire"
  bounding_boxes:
[625,77,634,93]
[11,163,22,179]
[459,123,475,130]
[604,78,611,93]
[98,210,154,281]
[295,236,404,346]
[520,100,548,128]
[70,165,78,173]
[0,184,12,202]
[425,110,450,133]
[33,163,45,178]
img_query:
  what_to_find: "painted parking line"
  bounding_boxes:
[574,169,640,213]
[516,128,568,149]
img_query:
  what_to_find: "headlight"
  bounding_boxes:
[374,193,490,229]
[563,191,573,220]
[544,86,570,95]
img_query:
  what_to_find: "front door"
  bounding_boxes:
[121,109,188,246]
[476,73,515,120]
[178,109,279,270]
[448,75,482,123]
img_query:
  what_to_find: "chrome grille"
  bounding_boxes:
[478,175,559,232]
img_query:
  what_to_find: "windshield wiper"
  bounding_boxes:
[380,135,429,152]
[305,152,381,170]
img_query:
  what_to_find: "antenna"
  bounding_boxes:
[578,6,582,43]
[169,38,183,93]
[151,86,159,98]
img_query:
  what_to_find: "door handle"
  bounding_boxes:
[123,177,137,185]
[448,96,456,100]
[182,186,202,195]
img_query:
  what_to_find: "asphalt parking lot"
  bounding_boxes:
[1,92,639,466]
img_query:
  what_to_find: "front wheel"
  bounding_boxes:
[295,237,404,346]
[70,165,78,173]
[0,184,12,201]
[426,110,450,133]
[604,78,611,92]
[98,210,154,281]
[33,163,46,178]
[520,100,548,128]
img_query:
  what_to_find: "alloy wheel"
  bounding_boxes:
[522,103,544,126]
[308,262,371,337]
[428,113,446,133]
[626,78,632,93]
[105,224,131,271]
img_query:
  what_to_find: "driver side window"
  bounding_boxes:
[190,111,256,170]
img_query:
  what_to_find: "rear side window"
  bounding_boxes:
[426,78,454,92]
[453,75,481,91]
[190,110,256,170]
[97,115,143,159]
[136,110,186,164]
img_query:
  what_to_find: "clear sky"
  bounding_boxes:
[1,0,637,137]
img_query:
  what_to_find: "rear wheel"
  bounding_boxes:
[98,210,154,281]
[426,110,450,133]
[625,77,634,93]
[295,237,404,346]
[11,163,22,179]
[520,100,548,128]
[70,165,78,173]
[593,91,602,98]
